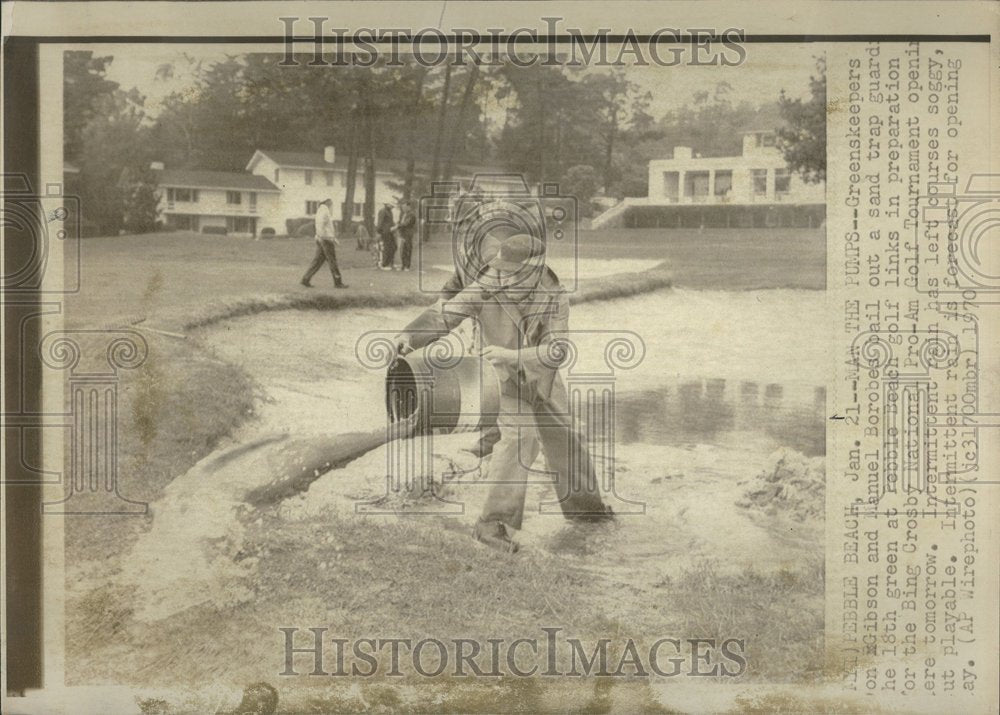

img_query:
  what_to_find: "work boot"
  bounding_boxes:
[300,280,313,288]
[473,519,519,554]
[335,283,349,289]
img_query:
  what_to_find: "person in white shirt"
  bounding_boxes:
[300,199,347,289]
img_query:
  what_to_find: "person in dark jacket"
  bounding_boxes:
[376,202,395,270]
[393,201,417,271]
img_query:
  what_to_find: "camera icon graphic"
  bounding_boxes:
[914,173,1000,300]
[1,173,81,294]
[418,173,579,294]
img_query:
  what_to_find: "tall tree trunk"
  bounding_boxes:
[402,67,427,202]
[429,62,453,186]
[536,73,546,184]
[442,63,480,183]
[425,63,453,243]
[362,102,376,239]
[341,111,359,233]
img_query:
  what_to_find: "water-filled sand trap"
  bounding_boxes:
[119,288,827,622]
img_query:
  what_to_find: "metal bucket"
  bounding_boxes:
[386,345,501,435]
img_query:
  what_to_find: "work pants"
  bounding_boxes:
[398,234,413,270]
[303,238,343,285]
[379,232,396,268]
[480,392,610,530]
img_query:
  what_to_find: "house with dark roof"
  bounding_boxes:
[245,148,523,234]
[153,147,518,237]
[245,148,400,233]
[154,166,281,236]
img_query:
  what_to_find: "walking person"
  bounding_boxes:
[394,200,417,272]
[300,198,348,289]
[377,201,395,271]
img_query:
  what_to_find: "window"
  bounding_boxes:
[226,216,253,233]
[325,171,334,186]
[774,169,791,195]
[714,170,733,197]
[305,170,313,185]
[754,132,776,148]
[751,169,768,196]
[274,169,280,183]
[661,172,679,200]
[353,202,363,217]
[685,171,710,200]
[249,192,257,211]
[226,191,242,205]
[306,201,320,215]
[172,187,197,202]
[168,214,195,231]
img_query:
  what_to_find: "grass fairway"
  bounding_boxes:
[63,331,257,564]
[65,227,823,328]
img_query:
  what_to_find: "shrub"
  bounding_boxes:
[285,217,314,237]
[560,165,600,218]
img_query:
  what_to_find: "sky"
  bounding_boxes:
[98,43,822,122]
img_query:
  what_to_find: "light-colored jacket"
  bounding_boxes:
[314,203,336,241]
[435,270,570,406]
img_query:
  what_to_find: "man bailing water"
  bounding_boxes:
[393,232,613,553]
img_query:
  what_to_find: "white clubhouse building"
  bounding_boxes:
[593,129,826,229]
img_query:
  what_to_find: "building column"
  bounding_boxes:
[708,169,715,202]
[766,169,775,201]
[679,171,687,201]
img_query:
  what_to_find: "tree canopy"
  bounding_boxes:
[777,57,826,184]
[64,50,825,233]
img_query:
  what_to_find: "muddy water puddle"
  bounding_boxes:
[613,378,825,456]
[537,376,825,578]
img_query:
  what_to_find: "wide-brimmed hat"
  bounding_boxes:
[480,233,545,273]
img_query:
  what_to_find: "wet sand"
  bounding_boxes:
[118,288,827,622]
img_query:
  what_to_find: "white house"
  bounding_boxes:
[245,148,527,231]
[155,147,535,237]
[593,129,826,229]
[246,148,403,233]
[155,168,281,237]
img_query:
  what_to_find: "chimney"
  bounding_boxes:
[673,146,692,160]
[324,146,336,164]
[149,161,165,171]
